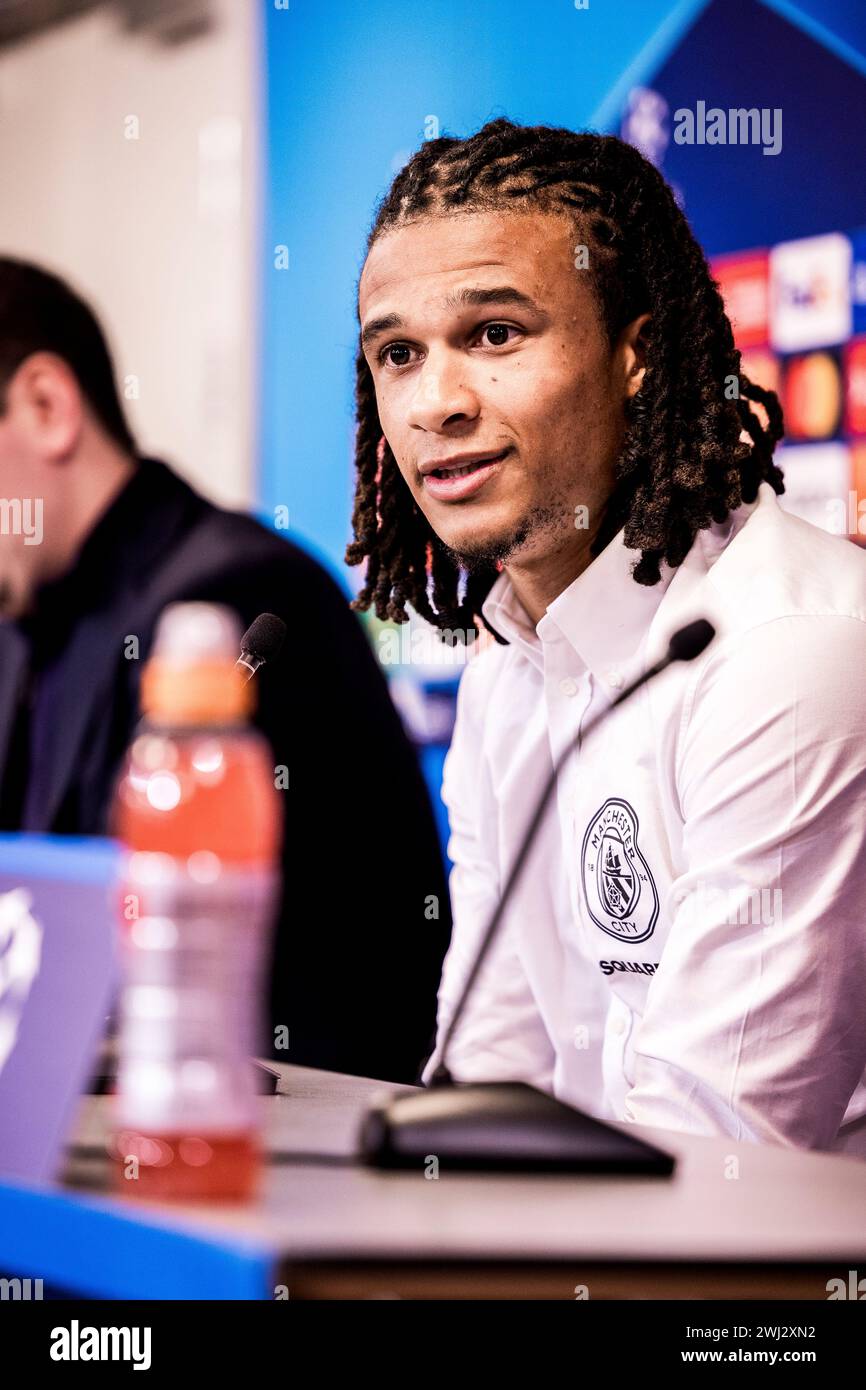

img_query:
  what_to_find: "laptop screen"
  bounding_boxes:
[0,835,118,1182]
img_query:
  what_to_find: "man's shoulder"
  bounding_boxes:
[196,503,337,584]
[145,457,353,614]
[699,483,866,638]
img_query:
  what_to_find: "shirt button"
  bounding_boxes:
[606,670,624,689]
[611,1014,627,1035]
[558,677,578,697]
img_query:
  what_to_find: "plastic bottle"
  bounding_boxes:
[111,602,281,1201]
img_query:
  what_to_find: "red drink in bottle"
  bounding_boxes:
[111,603,281,1201]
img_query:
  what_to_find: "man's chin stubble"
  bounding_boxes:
[443,504,562,573]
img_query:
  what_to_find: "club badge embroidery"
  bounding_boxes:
[580,798,659,942]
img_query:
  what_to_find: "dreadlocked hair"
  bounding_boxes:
[345,117,785,641]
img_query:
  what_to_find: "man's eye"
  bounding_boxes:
[379,343,414,368]
[479,322,520,347]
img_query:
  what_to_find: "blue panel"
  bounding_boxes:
[0,1180,275,1300]
[761,0,866,78]
[418,742,453,876]
[0,834,119,884]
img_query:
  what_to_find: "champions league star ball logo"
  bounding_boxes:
[620,88,670,169]
[581,799,659,943]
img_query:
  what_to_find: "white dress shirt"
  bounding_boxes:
[421,482,866,1156]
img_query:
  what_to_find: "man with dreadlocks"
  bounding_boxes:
[348,118,866,1154]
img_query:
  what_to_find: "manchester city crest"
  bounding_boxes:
[580,798,659,942]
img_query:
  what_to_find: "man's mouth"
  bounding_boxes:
[421,448,510,501]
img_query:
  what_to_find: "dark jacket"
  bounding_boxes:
[0,457,451,1083]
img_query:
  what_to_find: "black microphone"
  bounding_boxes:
[236,613,287,682]
[360,617,715,1172]
[666,618,715,663]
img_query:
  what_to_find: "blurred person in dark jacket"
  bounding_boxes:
[0,256,451,1083]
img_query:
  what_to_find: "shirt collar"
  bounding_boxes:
[480,489,763,684]
[480,566,543,666]
[541,525,677,682]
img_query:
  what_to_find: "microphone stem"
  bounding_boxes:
[236,653,265,683]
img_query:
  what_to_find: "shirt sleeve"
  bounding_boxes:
[420,654,556,1089]
[621,613,866,1149]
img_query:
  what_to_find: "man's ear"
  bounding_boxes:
[8,351,83,461]
[618,312,652,399]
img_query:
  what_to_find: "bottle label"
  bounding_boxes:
[116,851,279,1135]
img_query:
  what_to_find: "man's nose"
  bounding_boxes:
[407,350,480,431]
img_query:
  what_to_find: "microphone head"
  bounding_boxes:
[667,618,715,663]
[240,612,287,664]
